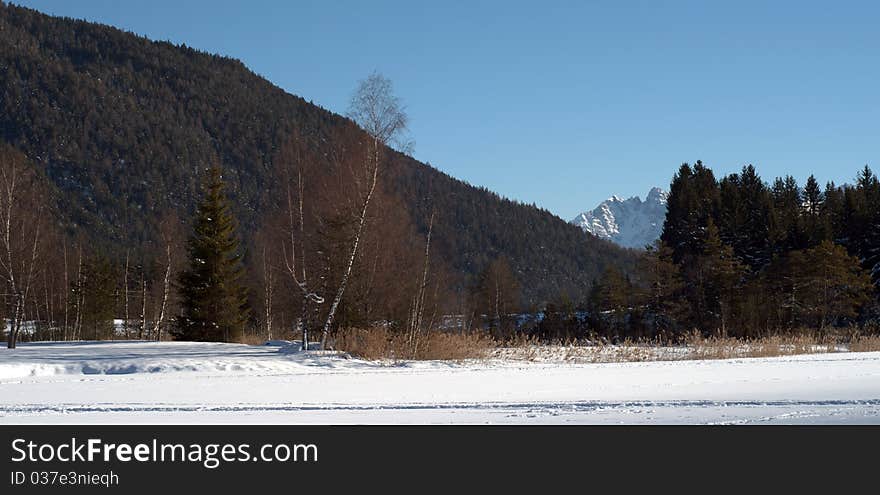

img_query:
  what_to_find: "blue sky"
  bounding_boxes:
[14,0,880,219]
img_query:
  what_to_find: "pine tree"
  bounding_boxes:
[866,225,880,293]
[699,219,747,336]
[661,161,719,263]
[803,175,823,217]
[590,267,631,339]
[637,241,687,338]
[864,203,880,293]
[174,165,249,342]
[719,165,773,270]
[770,175,804,253]
[823,181,844,243]
[787,241,872,329]
[853,167,880,293]
[802,175,827,247]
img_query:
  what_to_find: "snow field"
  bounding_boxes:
[2,341,880,424]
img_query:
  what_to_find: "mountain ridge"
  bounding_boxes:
[572,187,668,249]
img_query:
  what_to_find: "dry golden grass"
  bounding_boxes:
[494,329,880,364]
[848,334,880,352]
[682,332,839,360]
[246,325,880,363]
[493,338,674,363]
[333,327,494,361]
[238,332,267,346]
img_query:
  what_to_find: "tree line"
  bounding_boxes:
[578,161,879,342]
[7,149,879,347]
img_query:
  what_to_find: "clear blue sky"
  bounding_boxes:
[13,0,880,220]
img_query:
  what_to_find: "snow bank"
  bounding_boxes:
[0,341,368,380]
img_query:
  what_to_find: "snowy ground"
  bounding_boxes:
[2,341,880,424]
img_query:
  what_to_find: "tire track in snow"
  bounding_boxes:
[4,398,880,416]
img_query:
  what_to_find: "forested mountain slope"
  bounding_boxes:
[0,2,635,304]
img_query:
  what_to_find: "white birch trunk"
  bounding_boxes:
[320,138,380,348]
[153,243,172,341]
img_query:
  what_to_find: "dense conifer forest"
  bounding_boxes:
[582,162,880,342]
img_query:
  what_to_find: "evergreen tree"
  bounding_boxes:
[803,175,823,216]
[699,219,748,336]
[661,161,719,263]
[719,165,773,270]
[839,186,866,253]
[822,181,845,244]
[864,210,880,294]
[857,165,880,200]
[854,167,880,293]
[770,175,804,253]
[590,267,631,339]
[174,166,249,342]
[865,223,880,292]
[787,241,872,329]
[637,242,687,338]
[802,175,827,247]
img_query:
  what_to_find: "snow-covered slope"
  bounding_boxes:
[571,187,668,249]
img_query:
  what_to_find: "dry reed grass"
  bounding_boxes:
[494,329,880,364]
[243,325,880,363]
[333,327,494,361]
[238,332,268,346]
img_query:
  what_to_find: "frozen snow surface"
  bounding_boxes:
[572,187,667,249]
[2,341,880,424]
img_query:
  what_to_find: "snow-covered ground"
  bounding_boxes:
[2,341,880,424]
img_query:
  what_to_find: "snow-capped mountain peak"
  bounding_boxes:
[571,187,668,249]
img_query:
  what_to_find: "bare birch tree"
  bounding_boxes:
[62,239,69,340]
[153,241,173,341]
[320,72,411,347]
[139,274,147,340]
[262,243,275,340]
[152,212,182,341]
[73,242,84,341]
[123,249,131,338]
[407,210,434,355]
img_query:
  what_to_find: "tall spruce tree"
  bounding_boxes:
[823,181,844,243]
[638,242,686,337]
[175,166,249,342]
[718,165,773,270]
[699,219,747,336]
[854,167,880,292]
[802,175,827,247]
[866,220,880,292]
[770,175,804,253]
[661,161,719,263]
